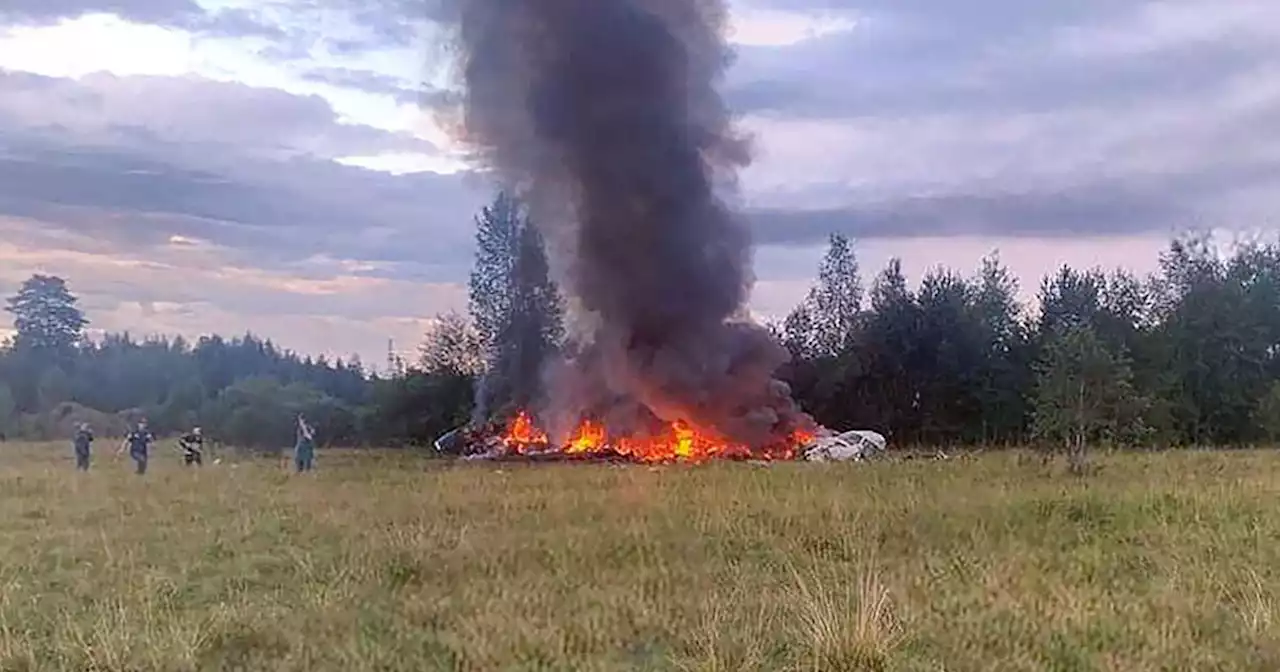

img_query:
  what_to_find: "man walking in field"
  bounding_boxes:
[294,414,316,473]
[120,419,155,475]
[73,422,94,471]
[178,426,204,467]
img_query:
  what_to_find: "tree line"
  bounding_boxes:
[3,192,1279,455]
[776,231,1280,458]
[0,274,371,449]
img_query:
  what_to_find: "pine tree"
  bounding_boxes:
[972,252,1030,444]
[1154,234,1259,445]
[468,192,522,354]
[856,258,919,439]
[914,268,983,444]
[1031,323,1146,473]
[484,218,563,415]
[468,192,564,421]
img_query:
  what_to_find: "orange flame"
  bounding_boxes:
[498,410,808,463]
[566,419,607,454]
[502,410,548,453]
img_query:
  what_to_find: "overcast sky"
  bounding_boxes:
[1,0,1277,369]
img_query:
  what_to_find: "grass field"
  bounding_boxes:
[2,443,1280,671]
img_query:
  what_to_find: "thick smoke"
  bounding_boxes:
[442,0,815,449]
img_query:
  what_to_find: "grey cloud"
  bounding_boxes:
[0,71,489,282]
[257,40,315,62]
[0,69,438,161]
[748,186,1183,247]
[7,0,1280,260]
[316,0,451,45]
[298,66,460,107]
[713,0,1280,244]
[726,1,1277,119]
[0,137,486,276]
[0,0,286,41]
[181,7,291,41]
[288,0,1278,245]
[0,217,467,365]
[324,0,1119,56]
[64,259,462,322]
[301,66,408,96]
[728,39,1266,119]
[297,66,425,106]
[0,0,200,26]
[229,0,445,57]
[740,0,1121,39]
[746,162,1280,247]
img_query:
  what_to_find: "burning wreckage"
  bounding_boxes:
[430,0,889,464]
[434,414,887,464]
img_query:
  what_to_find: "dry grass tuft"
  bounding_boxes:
[788,564,904,672]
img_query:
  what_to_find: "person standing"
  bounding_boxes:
[294,414,316,473]
[73,422,94,471]
[120,420,155,475]
[178,426,204,467]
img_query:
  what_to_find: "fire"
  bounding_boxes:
[502,410,548,453]
[498,410,809,463]
[566,419,606,454]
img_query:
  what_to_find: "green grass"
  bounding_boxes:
[2,443,1280,671]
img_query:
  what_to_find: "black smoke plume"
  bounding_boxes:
[441,0,815,449]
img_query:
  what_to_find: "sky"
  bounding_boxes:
[1,0,1277,370]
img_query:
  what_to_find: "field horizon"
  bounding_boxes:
[2,442,1280,670]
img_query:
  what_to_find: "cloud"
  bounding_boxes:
[184,6,290,41]
[746,185,1179,245]
[727,6,858,47]
[264,0,1280,246]
[0,69,437,156]
[744,161,1280,246]
[0,0,285,40]
[0,214,463,365]
[0,64,491,364]
[728,1,1280,117]
[0,0,201,26]
[297,65,453,107]
[0,69,488,276]
[720,0,1280,245]
[301,65,410,98]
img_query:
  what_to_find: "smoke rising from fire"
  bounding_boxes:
[440,0,815,449]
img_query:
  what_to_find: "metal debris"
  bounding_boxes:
[801,430,888,462]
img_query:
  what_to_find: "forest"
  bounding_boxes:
[3,192,1280,454]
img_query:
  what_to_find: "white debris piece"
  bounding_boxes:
[434,427,465,454]
[802,429,887,462]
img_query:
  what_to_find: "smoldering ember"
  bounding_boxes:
[433,0,852,464]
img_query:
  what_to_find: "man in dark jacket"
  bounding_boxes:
[120,420,155,475]
[73,423,94,471]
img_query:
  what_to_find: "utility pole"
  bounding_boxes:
[385,338,408,377]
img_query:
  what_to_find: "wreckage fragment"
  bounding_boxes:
[800,430,887,462]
